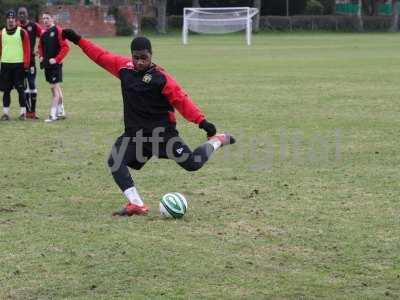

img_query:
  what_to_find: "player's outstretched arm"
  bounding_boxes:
[62,29,131,78]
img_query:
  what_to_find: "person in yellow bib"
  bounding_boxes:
[0,10,31,121]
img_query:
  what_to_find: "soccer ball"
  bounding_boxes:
[159,192,188,219]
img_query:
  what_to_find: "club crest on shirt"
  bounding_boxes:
[50,31,55,37]
[142,74,152,84]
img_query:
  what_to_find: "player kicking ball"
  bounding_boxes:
[62,29,236,216]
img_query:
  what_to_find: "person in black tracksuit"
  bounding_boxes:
[62,29,236,216]
[18,6,43,119]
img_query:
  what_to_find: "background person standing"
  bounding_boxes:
[18,6,43,120]
[38,12,69,123]
[0,10,30,121]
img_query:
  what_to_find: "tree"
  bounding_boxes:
[371,0,379,16]
[362,0,378,16]
[390,0,398,31]
[319,0,335,14]
[357,0,364,31]
[263,0,307,16]
[155,0,167,34]
[108,5,132,36]
[253,0,261,32]
[304,0,324,15]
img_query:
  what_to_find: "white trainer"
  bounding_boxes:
[44,115,58,123]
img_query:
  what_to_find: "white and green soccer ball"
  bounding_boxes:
[159,192,188,219]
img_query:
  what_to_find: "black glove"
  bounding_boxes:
[39,61,44,70]
[62,29,81,45]
[199,119,217,137]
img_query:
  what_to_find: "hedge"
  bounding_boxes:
[163,15,396,32]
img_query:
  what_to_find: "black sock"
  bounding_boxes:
[3,91,11,108]
[108,156,135,192]
[192,143,214,164]
[178,143,214,172]
[31,93,37,113]
[17,89,27,109]
[25,92,31,112]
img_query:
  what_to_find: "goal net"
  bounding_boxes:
[183,7,259,46]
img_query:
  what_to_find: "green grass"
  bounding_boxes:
[1,32,400,299]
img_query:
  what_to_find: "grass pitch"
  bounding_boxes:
[0,33,399,299]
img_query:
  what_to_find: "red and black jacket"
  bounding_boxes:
[19,20,43,66]
[39,25,69,68]
[78,38,205,135]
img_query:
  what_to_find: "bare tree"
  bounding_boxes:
[390,0,399,31]
[155,0,167,34]
[319,0,336,14]
[371,0,379,15]
[253,0,261,32]
[362,0,371,15]
[357,0,364,31]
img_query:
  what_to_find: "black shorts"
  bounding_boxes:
[44,64,62,84]
[0,63,25,92]
[110,129,194,171]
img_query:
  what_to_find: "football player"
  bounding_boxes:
[18,6,43,119]
[63,29,236,216]
[38,12,69,122]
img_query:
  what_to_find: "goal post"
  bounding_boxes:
[182,7,259,46]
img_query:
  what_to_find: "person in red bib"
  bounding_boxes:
[62,29,236,216]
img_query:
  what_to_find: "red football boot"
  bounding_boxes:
[208,133,236,146]
[112,203,149,216]
[26,112,39,120]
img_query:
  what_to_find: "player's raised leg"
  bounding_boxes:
[174,119,236,171]
[167,133,236,172]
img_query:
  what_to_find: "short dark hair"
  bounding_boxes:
[130,36,152,54]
